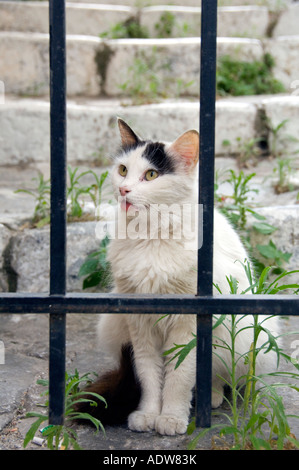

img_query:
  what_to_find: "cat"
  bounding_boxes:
[77,118,278,436]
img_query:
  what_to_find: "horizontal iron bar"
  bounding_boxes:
[0,293,298,315]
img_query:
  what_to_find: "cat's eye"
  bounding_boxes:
[119,165,127,177]
[145,169,159,181]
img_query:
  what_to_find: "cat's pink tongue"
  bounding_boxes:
[121,200,132,212]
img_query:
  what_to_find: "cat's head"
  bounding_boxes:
[111,118,199,213]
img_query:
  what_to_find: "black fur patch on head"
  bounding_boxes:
[142,142,175,175]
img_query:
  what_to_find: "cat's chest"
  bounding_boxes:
[108,238,196,294]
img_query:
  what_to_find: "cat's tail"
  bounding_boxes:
[73,344,141,426]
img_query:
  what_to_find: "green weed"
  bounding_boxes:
[23,369,106,450]
[16,167,109,225]
[15,172,50,227]
[216,53,285,97]
[164,262,299,450]
[79,235,111,290]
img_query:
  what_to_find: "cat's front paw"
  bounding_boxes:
[155,415,188,436]
[128,411,157,432]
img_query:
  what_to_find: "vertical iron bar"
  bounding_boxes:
[196,0,218,427]
[49,0,67,425]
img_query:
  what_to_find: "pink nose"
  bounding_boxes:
[119,186,131,197]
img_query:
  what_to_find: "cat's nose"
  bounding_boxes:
[119,186,131,197]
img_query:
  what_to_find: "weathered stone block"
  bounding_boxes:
[264,36,299,90]
[9,222,101,293]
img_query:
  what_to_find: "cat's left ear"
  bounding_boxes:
[117,118,140,148]
[168,130,199,171]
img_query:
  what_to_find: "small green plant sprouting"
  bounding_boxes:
[216,53,285,97]
[216,170,263,231]
[16,167,109,226]
[262,117,299,160]
[163,262,299,450]
[67,166,93,219]
[79,235,111,290]
[100,16,149,39]
[15,172,51,227]
[221,136,264,168]
[119,49,165,104]
[67,166,109,220]
[119,48,194,104]
[23,369,106,450]
[154,11,176,38]
[272,157,297,194]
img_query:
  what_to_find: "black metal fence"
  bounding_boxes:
[0,0,298,431]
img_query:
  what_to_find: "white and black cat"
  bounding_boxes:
[77,119,278,436]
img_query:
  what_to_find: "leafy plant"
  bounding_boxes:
[164,262,299,450]
[15,172,50,227]
[256,240,292,275]
[24,369,106,450]
[79,235,111,290]
[216,53,285,97]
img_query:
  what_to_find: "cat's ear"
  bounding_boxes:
[169,130,199,171]
[117,118,140,148]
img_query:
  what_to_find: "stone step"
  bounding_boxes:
[1,32,298,98]
[0,1,281,39]
[0,32,261,97]
[1,94,299,167]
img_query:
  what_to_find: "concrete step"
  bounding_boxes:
[0,1,279,39]
[1,94,299,167]
[2,32,298,98]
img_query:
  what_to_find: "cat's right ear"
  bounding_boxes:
[117,118,140,148]
[168,129,199,172]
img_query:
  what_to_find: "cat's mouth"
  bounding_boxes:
[120,197,148,214]
[120,199,133,212]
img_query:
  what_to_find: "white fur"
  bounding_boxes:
[97,127,278,436]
